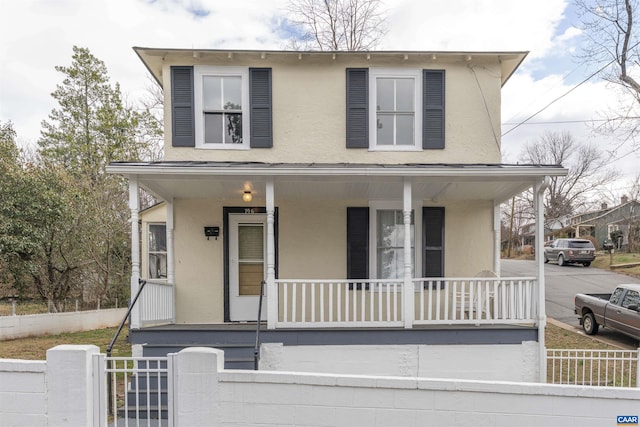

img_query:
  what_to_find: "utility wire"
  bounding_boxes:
[501,57,618,137]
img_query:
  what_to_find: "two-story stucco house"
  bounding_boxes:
[107,48,566,382]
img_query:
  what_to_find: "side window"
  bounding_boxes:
[621,290,640,309]
[148,223,167,279]
[610,287,625,305]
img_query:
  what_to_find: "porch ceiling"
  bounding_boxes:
[107,162,567,204]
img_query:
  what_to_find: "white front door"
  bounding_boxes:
[229,214,267,321]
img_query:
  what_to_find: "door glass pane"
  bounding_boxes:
[238,224,264,296]
[203,76,222,110]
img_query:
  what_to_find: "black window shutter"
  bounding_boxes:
[423,70,445,149]
[249,68,273,148]
[347,207,369,279]
[423,207,444,277]
[346,68,369,148]
[170,66,195,147]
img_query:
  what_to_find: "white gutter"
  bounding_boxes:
[107,164,567,178]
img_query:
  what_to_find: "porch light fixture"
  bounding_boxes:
[243,191,252,202]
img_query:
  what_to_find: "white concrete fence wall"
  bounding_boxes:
[2,345,640,426]
[0,308,127,340]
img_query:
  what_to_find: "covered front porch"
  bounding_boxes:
[107,161,563,333]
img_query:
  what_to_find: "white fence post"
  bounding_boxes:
[92,353,107,427]
[174,347,224,427]
[46,345,100,426]
[637,349,640,388]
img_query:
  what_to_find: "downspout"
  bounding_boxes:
[535,177,550,382]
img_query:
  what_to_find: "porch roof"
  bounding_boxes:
[107,161,567,204]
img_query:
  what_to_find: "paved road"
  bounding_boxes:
[501,258,640,348]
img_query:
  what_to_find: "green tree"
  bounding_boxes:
[37,46,162,307]
[0,122,84,308]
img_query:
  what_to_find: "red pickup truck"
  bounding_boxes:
[574,284,640,341]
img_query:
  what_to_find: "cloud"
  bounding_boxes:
[0,0,636,183]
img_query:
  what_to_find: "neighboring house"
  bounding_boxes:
[107,48,566,383]
[547,196,640,248]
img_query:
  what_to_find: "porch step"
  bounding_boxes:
[142,343,256,370]
[117,405,168,420]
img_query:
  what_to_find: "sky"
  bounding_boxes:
[0,0,638,200]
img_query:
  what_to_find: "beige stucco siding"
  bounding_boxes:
[161,57,502,164]
[165,197,494,323]
[441,200,494,277]
[173,199,224,323]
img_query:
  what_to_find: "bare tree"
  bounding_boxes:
[520,131,620,220]
[576,0,640,152]
[286,0,388,51]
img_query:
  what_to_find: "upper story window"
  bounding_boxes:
[170,66,272,149]
[371,69,421,150]
[196,67,249,149]
[346,67,444,151]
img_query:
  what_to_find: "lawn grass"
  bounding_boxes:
[592,251,640,278]
[0,326,131,360]
[0,322,618,361]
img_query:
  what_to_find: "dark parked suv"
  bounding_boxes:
[544,238,596,267]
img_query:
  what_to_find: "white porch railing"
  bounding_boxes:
[413,277,537,325]
[140,280,175,327]
[547,349,640,387]
[275,279,404,327]
[274,277,537,328]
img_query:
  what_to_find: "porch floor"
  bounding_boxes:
[131,322,538,346]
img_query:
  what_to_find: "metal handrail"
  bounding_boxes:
[254,280,266,370]
[106,278,147,414]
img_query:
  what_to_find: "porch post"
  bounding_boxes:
[403,179,414,328]
[534,177,549,382]
[129,176,141,329]
[493,202,501,276]
[266,179,277,329]
[167,198,176,323]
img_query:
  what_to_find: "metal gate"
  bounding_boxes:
[93,354,172,426]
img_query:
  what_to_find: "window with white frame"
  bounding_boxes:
[373,208,416,279]
[148,223,167,279]
[370,69,422,150]
[195,67,249,148]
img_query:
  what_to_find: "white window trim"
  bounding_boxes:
[368,201,422,280]
[368,68,422,151]
[194,65,250,149]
